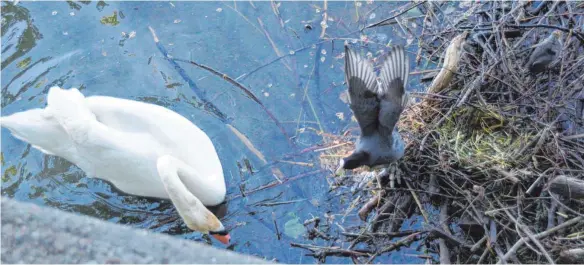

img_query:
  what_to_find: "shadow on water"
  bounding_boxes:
[1,1,432,263]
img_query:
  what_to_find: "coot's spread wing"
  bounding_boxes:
[344,44,380,137]
[377,46,409,139]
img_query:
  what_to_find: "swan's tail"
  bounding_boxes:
[46,86,96,141]
[0,108,68,155]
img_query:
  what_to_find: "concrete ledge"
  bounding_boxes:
[1,197,270,264]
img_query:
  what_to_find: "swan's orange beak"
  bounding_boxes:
[212,233,231,245]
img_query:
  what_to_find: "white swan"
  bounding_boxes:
[0,86,230,244]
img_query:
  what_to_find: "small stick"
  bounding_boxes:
[272,212,281,240]
[563,133,584,140]
[342,230,420,238]
[257,17,293,72]
[497,216,583,264]
[227,169,326,201]
[319,0,328,39]
[500,207,555,265]
[303,217,320,226]
[410,69,440,75]
[548,197,558,229]
[365,1,427,29]
[358,193,382,221]
[505,23,584,43]
[366,232,422,263]
[313,142,350,152]
[290,243,371,257]
[276,160,314,167]
[406,180,429,223]
[148,26,227,122]
[471,235,488,253]
[438,201,451,264]
[173,58,291,145]
[310,227,330,240]
[256,199,307,207]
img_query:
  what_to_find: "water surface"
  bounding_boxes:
[1,1,428,263]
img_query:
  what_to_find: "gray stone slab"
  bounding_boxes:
[1,197,271,264]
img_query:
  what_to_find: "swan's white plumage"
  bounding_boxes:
[0,86,227,234]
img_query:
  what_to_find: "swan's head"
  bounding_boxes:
[194,209,231,245]
[156,155,231,245]
[167,194,231,245]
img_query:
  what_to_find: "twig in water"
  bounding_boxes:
[366,232,422,263]
[365,1,427,29]
[255,199,307,207]
[319,0,328,39]
[148,26,228,123]
[257,17,293,72]
[290,242,371,261]
[272,212,281,240]
[276,160,314,167]
[173,58,291,145]
[303,217,320,226]
[149,26,286,182]
[358,193,382,221]
[227,169,326,201]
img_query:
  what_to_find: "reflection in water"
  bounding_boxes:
[2,50,81,107]
[1,1,43,70]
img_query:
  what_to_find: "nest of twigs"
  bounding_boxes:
[311,1,584,264]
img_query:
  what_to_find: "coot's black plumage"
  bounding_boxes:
[526,30,562,74]
[337,43,409,173]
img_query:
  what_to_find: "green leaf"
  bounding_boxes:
[16,57,31,69]
[100,11,119,26]
[406,7,422,17]
[283,217,304,239]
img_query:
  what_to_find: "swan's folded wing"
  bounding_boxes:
[46,86,96,144]
[344,44,380,137]
[377,46,409,138]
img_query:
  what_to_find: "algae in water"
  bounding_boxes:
[100,11,119,26]
[16,57,31,69]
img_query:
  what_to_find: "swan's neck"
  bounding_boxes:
[156,155,222,232]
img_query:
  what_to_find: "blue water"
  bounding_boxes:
[1,1,428,263]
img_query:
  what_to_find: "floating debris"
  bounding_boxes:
[96,1,108,12]
[216,7,222,12]
[16,57,31,69]
[100,11,120,26]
